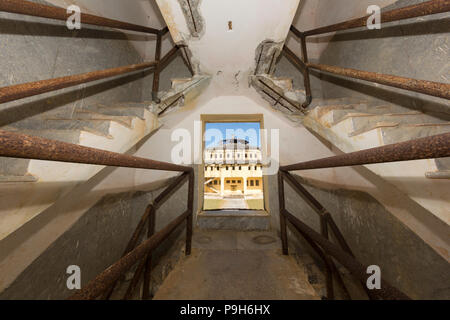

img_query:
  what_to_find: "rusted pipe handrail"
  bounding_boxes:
[308,63,450,100]
[0,0,159,34]
[160,26,170,36]
[303,0,450,37]
[0,130,192,172]
[282,208,410,300]
[0,61,157,104]
[69,208,192,300]
[280,132,450,172]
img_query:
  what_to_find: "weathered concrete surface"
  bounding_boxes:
[154,230,320,300]
[268,173,450,300]
[0,178,189,299]
[318,0,450,118]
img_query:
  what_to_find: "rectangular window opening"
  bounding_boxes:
[203,119,265,211]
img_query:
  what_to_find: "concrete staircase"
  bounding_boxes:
[300,98,450,226]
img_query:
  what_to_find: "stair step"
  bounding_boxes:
[98,101,152,109]
[435,158,450,171]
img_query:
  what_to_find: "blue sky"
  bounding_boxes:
[205,122,261,148]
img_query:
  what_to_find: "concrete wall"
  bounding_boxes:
[279,0,396,94]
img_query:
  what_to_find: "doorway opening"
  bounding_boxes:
[202,119,265,211]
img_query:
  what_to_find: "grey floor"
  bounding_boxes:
[153,230,320,300]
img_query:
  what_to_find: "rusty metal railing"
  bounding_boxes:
[285,0,450,108]
[278,132,450,300]
[0,130,194,300]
